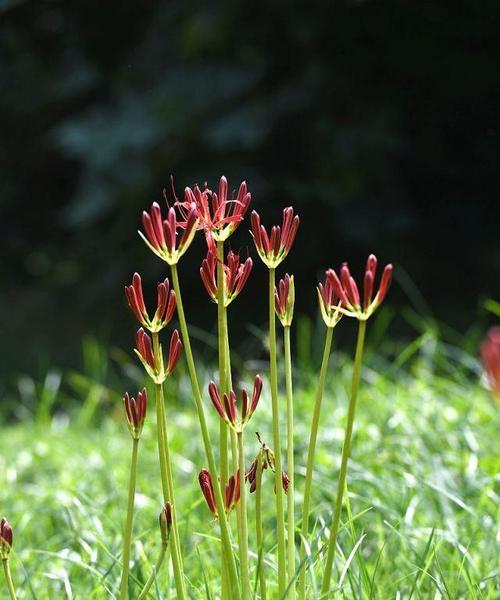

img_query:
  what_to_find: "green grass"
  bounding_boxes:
[0,330,498,599]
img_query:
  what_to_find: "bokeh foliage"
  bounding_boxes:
[1,0,499,383]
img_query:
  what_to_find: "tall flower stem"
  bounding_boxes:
[216,241,229,488]
[284,325,296,599]
[2,560,17,600]
[119,437,139,600]
[321,319,367,595]
[255,453,267,600]
[268,267,287,596]
[152,334,186,600]
[298,325,334,600]
[171,263,240,599]
[238,432,251,600]
[138,544,167,600]
[216,241,230,600]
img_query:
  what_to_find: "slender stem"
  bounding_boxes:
[255,453,267,600]
[152,334,186,600]
[268,267,287,596]
[298,325,334,600]
[216,240,231,600]
[217,241,229,489]
[284,325,296,599]
[119,437,139,600]
[3,559,17,600]
[238,432,251,600]
[137,544,167,600]
[321,319,367,595]
[171,263,241,599]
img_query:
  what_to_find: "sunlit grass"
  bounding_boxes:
[1,332,498,598]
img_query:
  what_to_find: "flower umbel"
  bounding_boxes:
[198,468,240,516]
[251,207,300,269]
[139,202,198,265]
[208,375,263,432]
[480,327,500,397]
[328,254,393,320]
[317,271,343,328]
[125,273,176,333]
[200,250,253,306]
[134,328,183,383]
[0,518,13,559]
[123,388,147,439]
[275,273,295,327]
[181,176,251,249]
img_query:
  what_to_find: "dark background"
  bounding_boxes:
[1,1,499,391]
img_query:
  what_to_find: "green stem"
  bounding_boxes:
[3,559,17,600]
[217,241,229,489]
[119,438,139,600]
[255,453,267,600]
[238,432,251,600]
[268,268,287,597]
[137,544,167,600]
[321,319,367,595]
[171,263,241,599]
[298,326,334,600]
[152,335,186,600]
[216,240,231,600]
[284,325,296,599]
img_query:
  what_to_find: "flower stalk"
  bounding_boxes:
[152,333,186,599]
[321,319,367,595]
[254,451,266,600]
[237,431,251,600]
[170,263,241,598]
[268,267,287,596]
[298,326,334,599]
[284,324,296,598]
[119,436,139,600]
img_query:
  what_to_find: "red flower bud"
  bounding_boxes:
[167,330,183,374]
[198,469,217,515]
[275,273,295,326]
[0,518,13,558]
[123,388,148,438]
[159,503,172,544]
[135,328,156,371]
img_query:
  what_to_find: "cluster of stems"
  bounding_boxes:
[2,175,392,599]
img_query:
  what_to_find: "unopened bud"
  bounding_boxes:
[0,518,13,559]
[159,503,172,545]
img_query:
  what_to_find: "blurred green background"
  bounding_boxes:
[1,0,499,406]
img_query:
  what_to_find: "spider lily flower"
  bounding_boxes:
[200,250,253,306]
[327,254,393,320]
[181,176,251,250]
[134,328,182,383]
[0,518,13,559]
[139,202,198,265]
[275,273,295,327]
[250,207,300,269]
[480,327,500,397]
[317,271,343,328]
[123,388,148,439]
[125,273,176,333]
[159,503,172,545]
[198,469,240,516]
[208,375,263,432]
